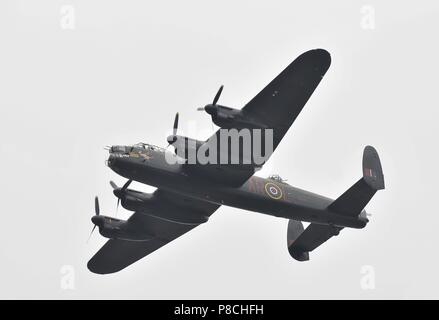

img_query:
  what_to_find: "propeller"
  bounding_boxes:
[167,112,179,146]
[95,196,100,215]
[121,179,133,190]
[87,196,100,242]
[197,85,223,113]
[109,180,118,189]
[173,112,179,136]
[212,85,223,105]
[110,179,132,213]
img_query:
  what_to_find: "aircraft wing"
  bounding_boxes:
[242,48,331,150]
[88,192,220,274]
[197,49,331,186]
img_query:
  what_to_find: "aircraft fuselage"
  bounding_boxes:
[107,145,368,229]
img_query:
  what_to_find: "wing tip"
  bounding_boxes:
[87,258,123,275]
[295,48,331,73]
[312,48,331,67]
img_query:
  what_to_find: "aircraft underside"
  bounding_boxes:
[87,49,385,274]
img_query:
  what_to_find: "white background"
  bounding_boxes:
[1,0,438,298]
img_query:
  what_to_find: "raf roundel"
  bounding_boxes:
[264,182,283,200]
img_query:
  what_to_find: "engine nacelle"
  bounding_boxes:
[206,105,268,130]
[92,215,153,241]
[117,188,208,225]
[120,191,155,212]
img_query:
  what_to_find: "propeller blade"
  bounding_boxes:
[94,196,100,216]
[212,85,223,105]
[113,179,132,216]
[196,107,205,111]
[87,225,97,243]
[109,181,118,189]
[121,179,132,191]
[173,112,179,136]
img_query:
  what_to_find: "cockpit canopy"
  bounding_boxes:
[109,143,166,154]
[133,143,166,152]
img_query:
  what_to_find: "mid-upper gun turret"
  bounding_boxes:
[268,174,288,184]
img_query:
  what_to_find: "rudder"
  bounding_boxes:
[363,145,385,190]
[327,145,385,217]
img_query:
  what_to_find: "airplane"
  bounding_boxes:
[87,49,385,274]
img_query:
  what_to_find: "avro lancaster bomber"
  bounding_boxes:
[87,49,385,274]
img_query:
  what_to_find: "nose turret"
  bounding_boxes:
[106,145,129,169]
[106,154,120,170]
[109,145,128,154]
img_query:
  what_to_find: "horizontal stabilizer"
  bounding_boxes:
[328,146,384,217]
[287,220,343,261]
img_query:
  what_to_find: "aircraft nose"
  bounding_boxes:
[107,154,121,169]
[107,154,115,167]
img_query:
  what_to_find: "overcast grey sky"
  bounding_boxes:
[1,0,438,299]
